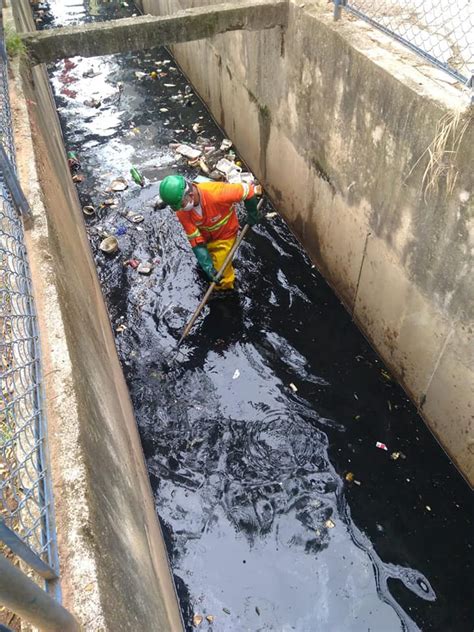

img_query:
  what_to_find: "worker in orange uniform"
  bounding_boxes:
[159,175,261,290]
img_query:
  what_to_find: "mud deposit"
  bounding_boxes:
[40,1,474,630]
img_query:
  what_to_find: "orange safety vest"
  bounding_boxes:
[176,181,255,248]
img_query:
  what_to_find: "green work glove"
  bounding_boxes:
[244,196,261,226]
[192,245,220,282]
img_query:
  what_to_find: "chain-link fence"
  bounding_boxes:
[334,0,473,88]
[0,24,59,586]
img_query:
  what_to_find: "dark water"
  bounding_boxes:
[40,1,473,630]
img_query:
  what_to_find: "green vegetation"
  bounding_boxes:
[5,29,27,59]
[258,103,271,122]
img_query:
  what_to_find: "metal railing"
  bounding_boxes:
[333,0,473,89]
[0,22,59,589]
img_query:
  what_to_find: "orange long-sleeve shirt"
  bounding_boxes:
[176,181,255,247]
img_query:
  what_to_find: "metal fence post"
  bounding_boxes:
[0,144,32,218]
[334,0,347,21]
[0,555,80,631]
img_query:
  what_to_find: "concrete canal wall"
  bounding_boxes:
[141,0,474,483]
[10,3,183,629]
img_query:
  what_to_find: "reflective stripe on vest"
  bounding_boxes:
[186,228,201,241]
[200,209,234,233]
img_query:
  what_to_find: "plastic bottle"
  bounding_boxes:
[130,167,144,187]
[67,151,81,173]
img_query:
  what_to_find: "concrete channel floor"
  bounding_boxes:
[35,0,474,630]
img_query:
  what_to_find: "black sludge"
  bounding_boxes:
[43,1,473,630]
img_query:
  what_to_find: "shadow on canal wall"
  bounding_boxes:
[140,0,474,484]
[10,3,183,630]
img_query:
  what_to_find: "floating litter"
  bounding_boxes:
[137,263,154,275]
[192,614,203,626]
[220,138,232,151]
[111,178,128,192]
[99,236,119,254]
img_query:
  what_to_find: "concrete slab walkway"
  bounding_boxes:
[21,0,288,64]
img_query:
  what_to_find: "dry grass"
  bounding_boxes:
[407,106,472,202]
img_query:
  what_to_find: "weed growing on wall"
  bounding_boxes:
[5,29,27,59]
[407,105,472,201]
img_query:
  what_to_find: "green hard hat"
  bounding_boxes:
[159,175,187,211]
